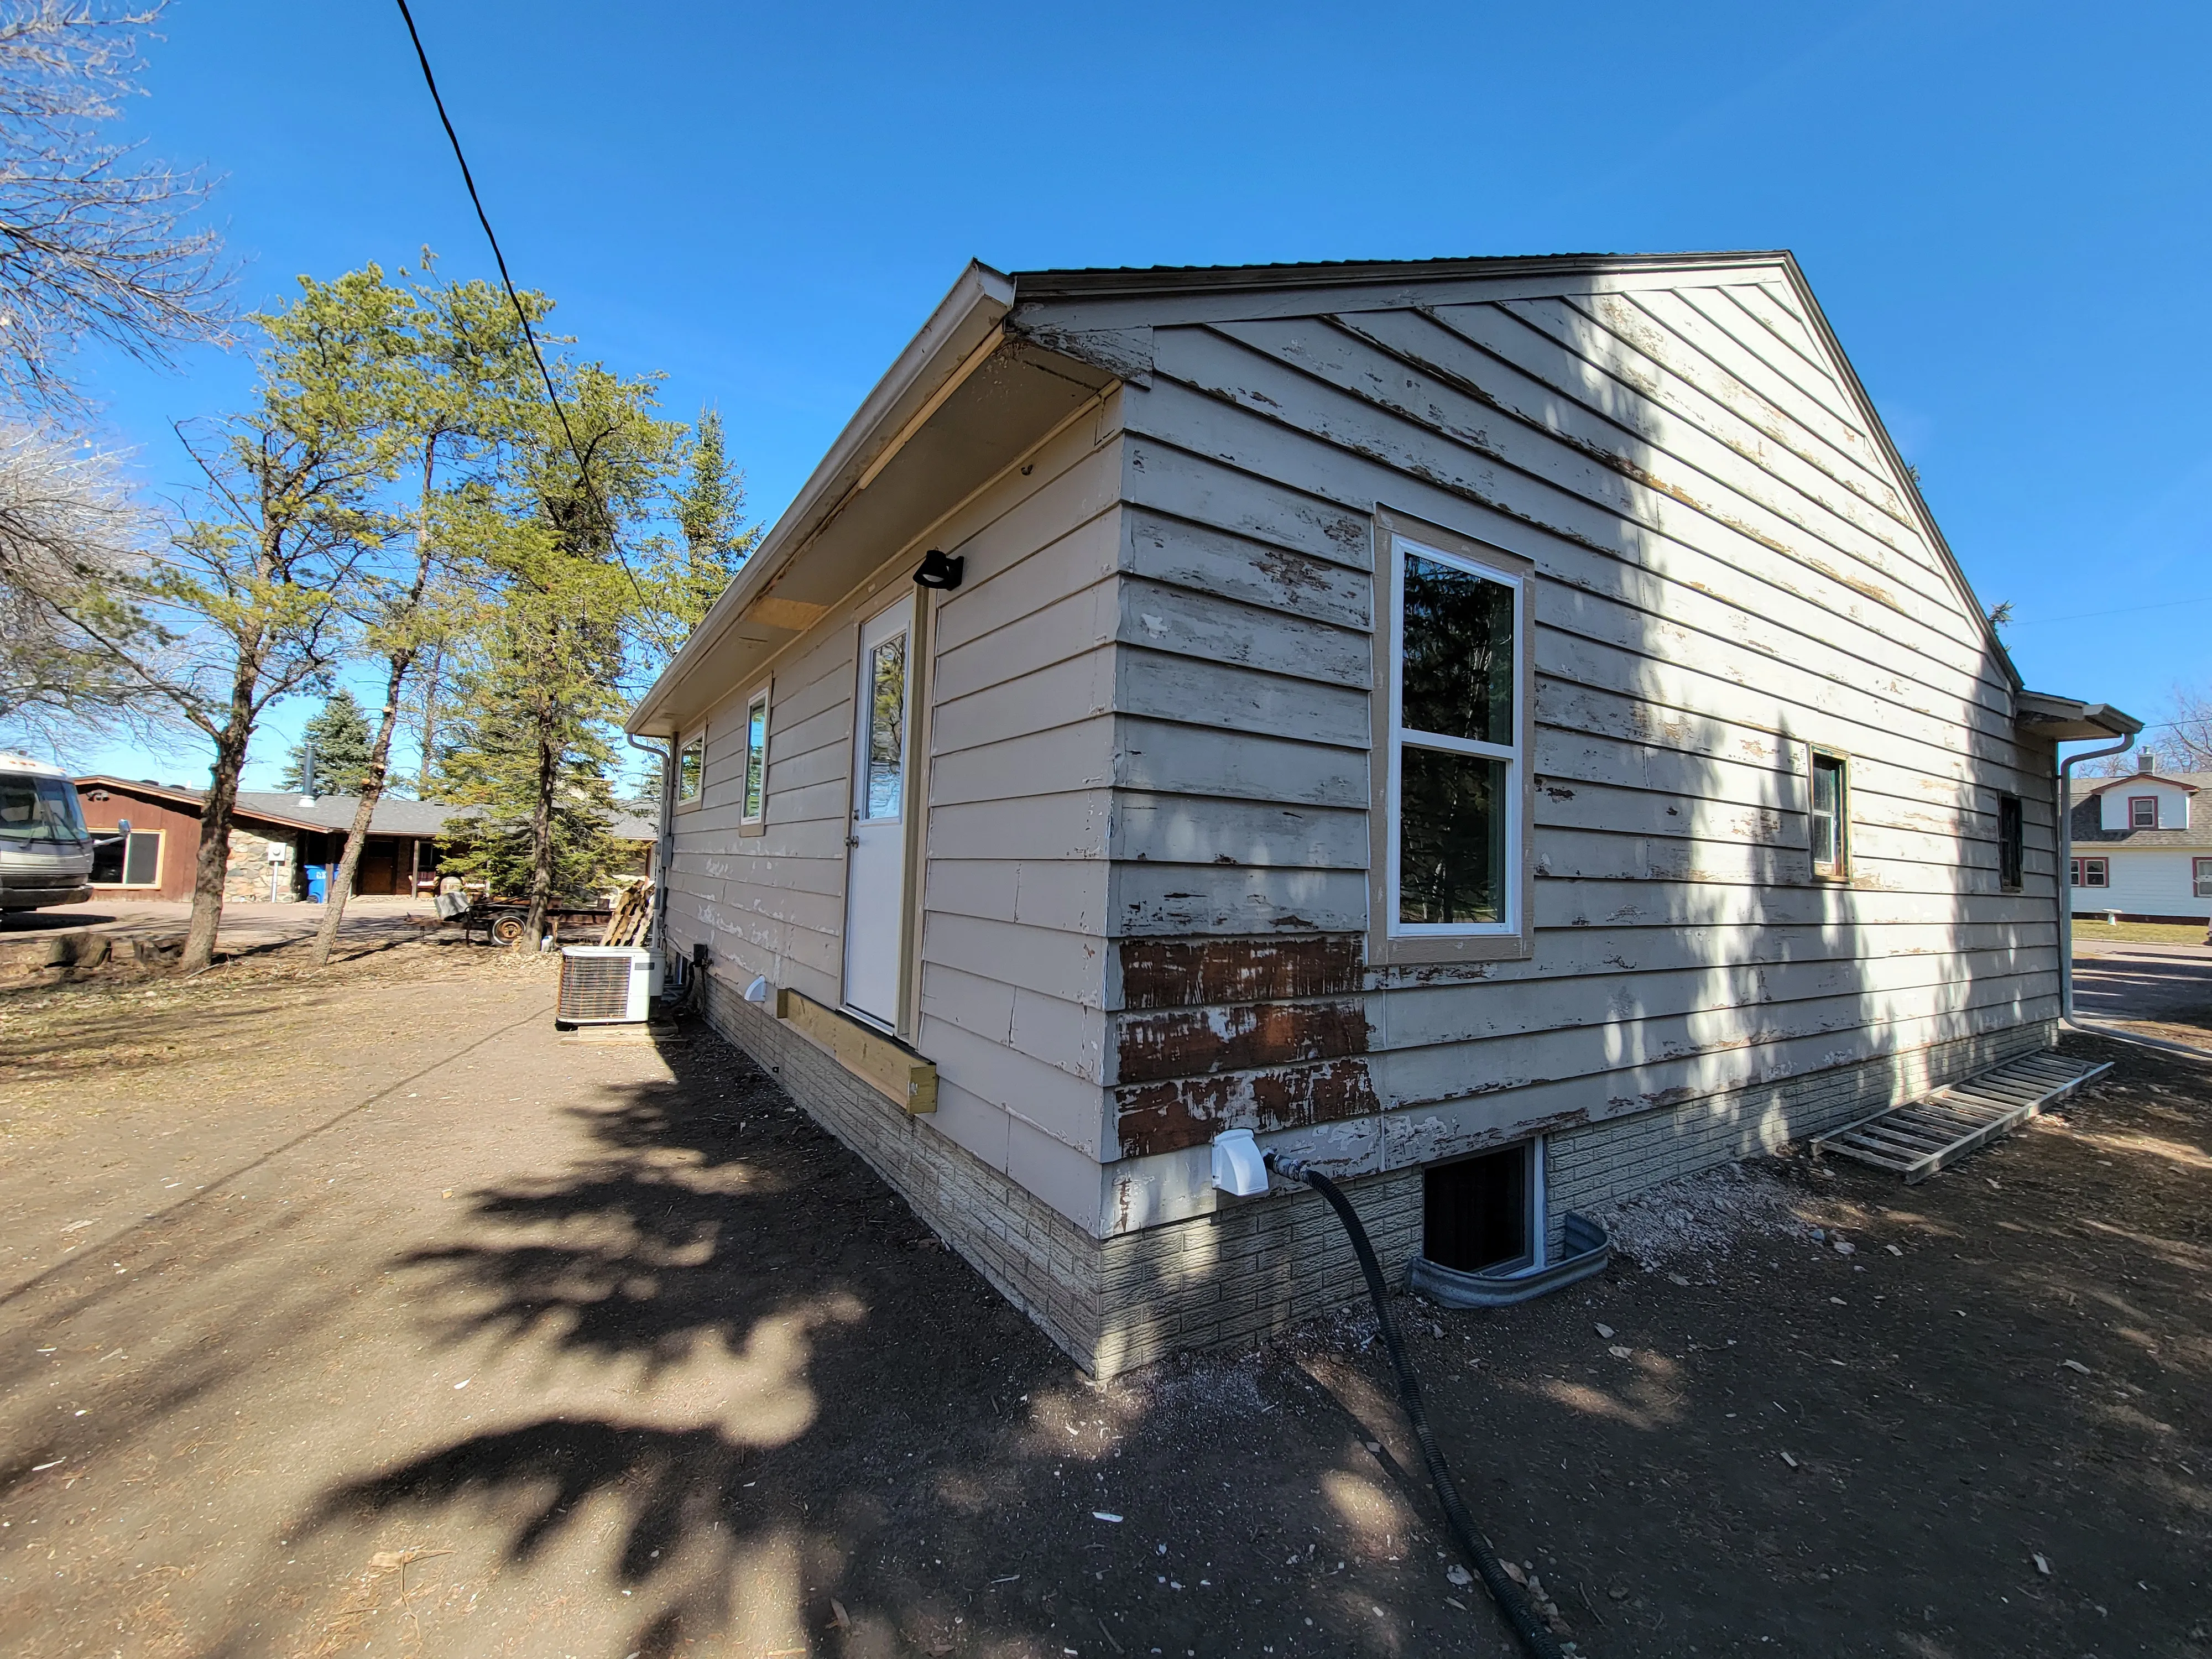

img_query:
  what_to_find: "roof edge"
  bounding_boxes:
[1006,249,1791,301]
[2015,693,2144,742]
[628,260,1016,736]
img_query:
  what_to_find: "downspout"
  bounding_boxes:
[2058,729,2137,1021]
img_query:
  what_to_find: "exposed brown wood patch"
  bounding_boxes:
[1114,1057,1381,1157]
[1115,998,1368,1084]
[1117,932,1364,1010]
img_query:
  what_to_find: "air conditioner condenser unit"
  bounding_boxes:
[557,946,660,1024]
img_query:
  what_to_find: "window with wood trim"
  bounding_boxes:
[2070,856,2108,888]
[1997,793,2023,890]
[741,690,769,826]
[91,828,161,887]
[2128,795,2158,828]
[675,732,704,806]
[1810,751,1849,878]
[1387,535,1525,936]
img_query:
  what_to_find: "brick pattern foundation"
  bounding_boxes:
[697,971,2055,1379]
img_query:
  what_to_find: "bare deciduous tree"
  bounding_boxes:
[0,0,230,411]
[0,418,173,751]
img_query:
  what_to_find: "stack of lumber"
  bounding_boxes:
[599,881,656,947]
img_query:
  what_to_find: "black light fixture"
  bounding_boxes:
[913,547,964,591]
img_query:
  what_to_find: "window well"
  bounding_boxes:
[1423,1145,1531,1274]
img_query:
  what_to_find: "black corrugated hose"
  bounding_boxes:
[1270,1153,1569,1659]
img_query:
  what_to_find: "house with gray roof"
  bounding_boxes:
[2068,755,2212,922]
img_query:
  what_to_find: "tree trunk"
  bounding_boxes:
[523,696,558,947]
[414,644,442,795]
[310,652,413,967]
[180,670,259,973]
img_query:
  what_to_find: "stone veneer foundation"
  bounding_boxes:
[700,970,2057,1379]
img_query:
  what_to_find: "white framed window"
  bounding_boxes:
[675,731,705,807]
[1810,750,1849,879]
[1370,512,1533,963]
[739,686,769,833]
[2128,795,2158,829]
[2070,856,2108,888]
[2194,858,2212,899]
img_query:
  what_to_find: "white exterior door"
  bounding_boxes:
[842,592,916,1026]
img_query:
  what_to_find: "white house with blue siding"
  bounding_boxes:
[626,252,2135,1376]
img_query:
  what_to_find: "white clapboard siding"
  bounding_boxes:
[1072,260,2058,1173]
[2066,851,2212,919]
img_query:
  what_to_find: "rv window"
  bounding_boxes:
[1997,794,2023,890]
[0,774,85,842]
[1423,1145,1532,1274]
[1811,752,1849,878]
[1390,539,1522,932]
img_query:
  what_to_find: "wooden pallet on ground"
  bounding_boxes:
[1811,1052,2112,1183]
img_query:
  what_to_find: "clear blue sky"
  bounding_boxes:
[60,0,2212,789]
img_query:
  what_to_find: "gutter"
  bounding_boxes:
[627,260,1015,738]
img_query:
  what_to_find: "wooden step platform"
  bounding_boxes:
[1811,1052,2111,1183]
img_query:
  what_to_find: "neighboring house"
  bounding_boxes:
[625,251,2132,1378]
[2068,757,2212,922]
[74,778,457,902]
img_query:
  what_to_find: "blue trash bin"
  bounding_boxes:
[305,863,328,902]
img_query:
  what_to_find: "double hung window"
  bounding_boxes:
[1810,752,1849,879]
[2069,857,2108,888]
[1373,515,1531,962]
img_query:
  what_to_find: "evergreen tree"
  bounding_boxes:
[640,407,755,649]
[281,688,375,795]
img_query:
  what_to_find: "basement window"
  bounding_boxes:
[1997,793,2023,890]
[1423,1144,1533,1275]
[1810,750,1849,879]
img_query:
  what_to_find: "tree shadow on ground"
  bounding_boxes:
[298,1025,1470,1658]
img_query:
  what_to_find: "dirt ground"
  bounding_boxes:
[2,938,2206,1659]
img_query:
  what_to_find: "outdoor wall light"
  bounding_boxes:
[913,548,964,591]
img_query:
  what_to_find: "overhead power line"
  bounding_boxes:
[391,0,650,613]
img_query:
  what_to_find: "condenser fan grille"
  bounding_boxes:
[559,953,637,1022]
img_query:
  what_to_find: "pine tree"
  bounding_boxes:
[281,688,376,795]
[640,408,755,647]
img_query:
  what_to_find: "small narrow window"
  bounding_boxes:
[2195,858,2212,899]
[2128,795,2158,829]
[742,691,769,824]
[1390,539,1522,932]
[1997,794,2023,890]
[863,632,907,821]
[676,732,704,805]
[1810,751,1848,878]
[1423,1145,1533,1274]
[2069,857,2081,887]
